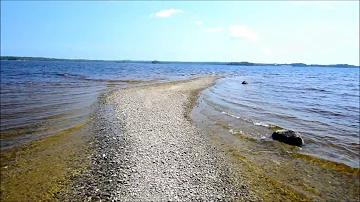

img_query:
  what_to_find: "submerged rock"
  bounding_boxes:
[241,81,248,84]
[272,130,304,146]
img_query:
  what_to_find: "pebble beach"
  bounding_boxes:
[59,77,256,201]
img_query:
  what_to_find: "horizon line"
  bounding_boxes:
[0,55,358,66]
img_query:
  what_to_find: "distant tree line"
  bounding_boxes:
[0,56,102,62]
[1,56,357,67]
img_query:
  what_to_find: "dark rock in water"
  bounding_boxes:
[57,73,69,77]
[242,81,248,84]
[272,130,304,146]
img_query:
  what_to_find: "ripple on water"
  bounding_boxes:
[1,61,359,168]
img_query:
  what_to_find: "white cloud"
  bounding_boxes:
[196,20,203,26]
[228,25,259,41]
[204,27,224,32]
[261,47,272,55]
[150,9,183,18]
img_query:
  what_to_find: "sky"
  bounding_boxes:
[1,1,359,65]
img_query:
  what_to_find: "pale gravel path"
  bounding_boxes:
[61,77,254,201]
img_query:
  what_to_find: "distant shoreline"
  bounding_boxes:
[1,56,358,68]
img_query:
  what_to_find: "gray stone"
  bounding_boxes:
[272,130,304,146]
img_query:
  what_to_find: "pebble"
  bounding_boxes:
[59,77,254,201]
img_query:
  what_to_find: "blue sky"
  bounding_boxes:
[1,1,359,65]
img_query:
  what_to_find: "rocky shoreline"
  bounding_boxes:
[59,77,256,201]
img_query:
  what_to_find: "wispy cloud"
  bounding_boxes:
[228,25,259,41]
[204,27,224,33]
[196,20,203,26]
[150,9,183,18]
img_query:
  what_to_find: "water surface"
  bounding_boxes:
[1,60,359,167]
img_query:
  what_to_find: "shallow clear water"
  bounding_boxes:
[203,68,360,168]
[1,60,359,167]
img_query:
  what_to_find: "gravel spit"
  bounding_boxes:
[61,77,255,201]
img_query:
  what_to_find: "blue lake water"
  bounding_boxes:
[1,60,359,167]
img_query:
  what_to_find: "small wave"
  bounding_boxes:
[306,107,345,118]
[84,78,143,84]
[254,121,270,127]
[57,73,143,84]
[302,87,327,92]
[220,110,278,129]
[221,111,240,119]
[57,73,86,80]
[57,73,69,77]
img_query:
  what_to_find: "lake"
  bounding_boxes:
[1,60,359,168]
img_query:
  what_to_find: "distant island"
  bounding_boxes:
[0,56,104,62]
[227,62,254,66]
[1,56,358,68]
[226,61,356,68]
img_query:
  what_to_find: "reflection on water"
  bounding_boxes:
[0,60,359,168]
